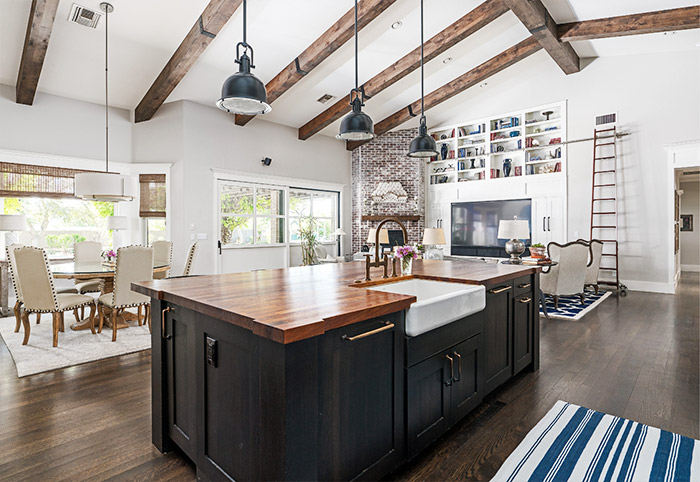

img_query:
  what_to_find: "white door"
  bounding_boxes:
[216,180,288,274]
[531,197,549,245]
[547,197,564,243]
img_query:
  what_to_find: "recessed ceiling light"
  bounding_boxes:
[391,21,402,30]
[664,31,676,35]
[442,57,453,64]
[479,82,488,88]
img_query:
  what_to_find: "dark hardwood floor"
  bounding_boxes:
[0,273,697,481]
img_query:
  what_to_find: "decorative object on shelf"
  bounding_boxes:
[437,176,448,184]
[544,126,557,132]
[422,228,446,260]
[469,159,476,169]
[440,134,447,140]
[370,182,408,203]
[299,216,319,266]
[514,166,522,177]
[394,245,418,275]
[509,131,519,137]
[458,147,466,158]
[531,139,540,147]
[529,243,546,259]
[497,216,530,264]
[337,0,374,141]
[217,0,271,116]
[74,3,133,203]
[555,162,561,172]
[542,110,554,120]
[549,137,561,145]
[503,158,512,177]
[440,143,448,160]
[681,214,694,232]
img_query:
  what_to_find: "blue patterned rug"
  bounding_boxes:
[493,400,699,481]
[540,290,612,320]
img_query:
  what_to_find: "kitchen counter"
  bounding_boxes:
[132,259,539,344]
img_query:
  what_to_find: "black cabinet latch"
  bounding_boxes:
[206,337,217,367]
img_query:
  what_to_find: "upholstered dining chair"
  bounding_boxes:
[152,240,172,279]
[97,245,153,342]
[5,243,40,332]
[540,241,589,309]
[578,239,604,294]
[13,247,96,347]
[73,241,104,293]
[182,242,198,276]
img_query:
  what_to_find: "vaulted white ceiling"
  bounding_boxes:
[1,0,698,138]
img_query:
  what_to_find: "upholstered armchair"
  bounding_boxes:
[578,239,604,294]
[540,241,589,309]
[315,245,340,264]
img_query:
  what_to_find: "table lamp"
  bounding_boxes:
[422,228,446,260]
[332,227,346,257]
[107,216,128,249]
[366,228,389,245]
[0,214,29,246]
[497,217,530,264]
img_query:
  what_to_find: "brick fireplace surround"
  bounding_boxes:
[351,127,426,253]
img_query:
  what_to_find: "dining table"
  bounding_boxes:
[51,261,171,331]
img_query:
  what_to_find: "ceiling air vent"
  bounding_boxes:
[683,170,700,176]
[316,94,335,104]
[68,4,102,29]
[595,112,617,126]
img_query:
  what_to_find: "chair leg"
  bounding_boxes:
[87,304,96,335]
[137,305,143,326]
[36,313,41,324]
[59,312,65,332]
[579,293,586,305]
[52,312,60,347]
[98,305,104,333]
[74,308,80,322]
[21,311,30,345]
[81,305,85,320]
[145,304,151,333]
[111,308,117,342]
[13,300,21,333]
[553,295,559,310]
[594,284,599,295]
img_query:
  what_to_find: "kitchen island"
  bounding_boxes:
[133,259,540,482]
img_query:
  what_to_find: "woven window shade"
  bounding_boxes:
[139,174,166,217]
[0,162,99,199]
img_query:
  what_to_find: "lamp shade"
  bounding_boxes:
[337,97,374,141]
[408,118,438,158]
[332,228,346,236]
[422,228,446,245]
[106,215,129,231]
[216,53,271,115]
[74,172,134,202]
[497,219,530,240]
[0,214,28,232]
[366,228,389,244]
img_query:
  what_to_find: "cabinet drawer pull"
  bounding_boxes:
[342,322,394,341]
[488,285,512,294]
[452,351,461,382]
[161,307,173,340]
[517,282,531,289]
[518,297,532,303]
[445,354,454,386]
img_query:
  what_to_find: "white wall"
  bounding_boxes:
[680,180,700,272]
[134,100,352,275]
[0,83,132,163]
[429,49,700,292]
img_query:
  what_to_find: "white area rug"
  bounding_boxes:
[0,312,151,378]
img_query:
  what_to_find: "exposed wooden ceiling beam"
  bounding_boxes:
[558,6,700,42]
[297,0,509,141]
[134,0,242,123]
[15,0,61,105]
[346,37,542,151]
[504,0,579,74]
[235,0,398,127]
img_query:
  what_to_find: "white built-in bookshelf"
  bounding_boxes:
[427,101,567,186]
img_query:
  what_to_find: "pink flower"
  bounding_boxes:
[394,245,417,259]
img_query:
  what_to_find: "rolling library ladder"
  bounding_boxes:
[590,126,628,296]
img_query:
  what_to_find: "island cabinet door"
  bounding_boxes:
[449,335,483,422]
[195,316,260,482]
[483,282,513,395]
[512,292,534,375]
[406,350,452,458]
[318,312,405,482]
[163,304,197,460]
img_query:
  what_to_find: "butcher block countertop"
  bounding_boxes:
[132,259,540,344]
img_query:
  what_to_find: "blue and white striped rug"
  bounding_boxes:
[540,291,612,320]
[493,401,699,481]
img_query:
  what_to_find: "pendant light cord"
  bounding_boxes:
[354,0,359,91]
[104,5,109,173]
[420,0,424,118]
[243,0,247,45]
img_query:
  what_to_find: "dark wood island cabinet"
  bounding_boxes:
[133,260,539,482]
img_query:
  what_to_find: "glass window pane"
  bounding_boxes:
[316,218,333,242]
[256,188,285,216]
[313,196,335,218]
[289,191,311,217]
[221,216,253,245]
[256,217,285,244]
[147,219,167,244]
[220,184,254,214]
[289,218,301,242]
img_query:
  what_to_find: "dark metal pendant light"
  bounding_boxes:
[408,0,438,158]
[216,0,271,115]
[337,0,374,141]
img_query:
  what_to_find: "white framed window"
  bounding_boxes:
[289,189,339,244]
[145,218,167,245]
[219,181,286,247]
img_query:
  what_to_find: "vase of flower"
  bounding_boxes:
[102,249,116,264]
[395,245,418,276]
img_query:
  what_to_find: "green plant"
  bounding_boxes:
[299,216,319,266]
[531,243,545,248]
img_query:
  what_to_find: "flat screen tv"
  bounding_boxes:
[451,199,532,258]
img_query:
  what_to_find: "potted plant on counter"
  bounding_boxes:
[395,245,418,275]
[529,243,546,259]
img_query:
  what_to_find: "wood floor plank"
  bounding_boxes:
[0,273,696,481]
